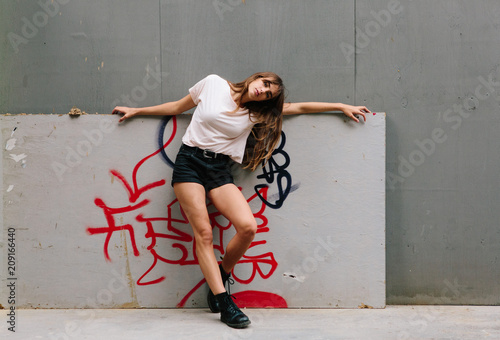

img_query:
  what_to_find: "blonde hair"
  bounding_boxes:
[229,72,285,171]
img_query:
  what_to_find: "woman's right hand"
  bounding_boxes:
[112,106,139,123]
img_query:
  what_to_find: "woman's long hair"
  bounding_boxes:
[229,72,285,171]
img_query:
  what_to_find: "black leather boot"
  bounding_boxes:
[216,292,251,328]
[207,264,232,313]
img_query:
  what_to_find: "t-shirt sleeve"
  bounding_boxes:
[189,74,217,105]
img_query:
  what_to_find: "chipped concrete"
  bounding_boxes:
[68,106,87,116]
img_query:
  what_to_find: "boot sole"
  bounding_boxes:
[223,319,251,329]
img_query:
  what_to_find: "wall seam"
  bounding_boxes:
[158,0,163,103]
[353,0,357,104]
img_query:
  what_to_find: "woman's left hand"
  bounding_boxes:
[341,105,371,123]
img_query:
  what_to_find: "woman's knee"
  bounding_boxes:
[237,219,257,241]
[194,224,214,247]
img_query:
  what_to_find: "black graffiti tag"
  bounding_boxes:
[254,131,297,209]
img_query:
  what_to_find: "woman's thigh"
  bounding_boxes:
[208,184,257,232]
[173,182,211,235]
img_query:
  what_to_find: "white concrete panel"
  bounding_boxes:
[1,112,385,308]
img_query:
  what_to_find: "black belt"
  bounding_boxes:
[181,144,229,160]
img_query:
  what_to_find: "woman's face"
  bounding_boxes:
[247,77,280,102]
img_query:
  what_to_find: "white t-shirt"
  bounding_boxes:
[182,74,254,163]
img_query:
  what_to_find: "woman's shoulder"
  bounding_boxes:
[204,74,226,83]
[200,74,231,90]
[192,74,225,91]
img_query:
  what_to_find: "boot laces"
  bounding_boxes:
[226,277,235,296]
[223,293,241,313]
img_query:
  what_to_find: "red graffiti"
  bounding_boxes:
[231,290,287,308]
[86,116,287,308]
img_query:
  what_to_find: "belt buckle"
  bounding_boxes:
[203,149,214,158]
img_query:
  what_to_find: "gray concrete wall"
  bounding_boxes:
[0,113,385,308]
[1,0,499,305]
[355,0,500,305]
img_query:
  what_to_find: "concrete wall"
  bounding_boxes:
[1,0,499,306]
[355,0,500,305]
[0,113,385,308]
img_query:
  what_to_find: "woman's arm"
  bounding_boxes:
[112,94,196,123]
[283,102,371,123]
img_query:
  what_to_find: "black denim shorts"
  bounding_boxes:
[171,144,234,191]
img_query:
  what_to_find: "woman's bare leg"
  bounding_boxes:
[176,182,252,328]
[173,182,225,295]
[208,183,258,273]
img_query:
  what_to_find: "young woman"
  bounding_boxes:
[112,72,371,328]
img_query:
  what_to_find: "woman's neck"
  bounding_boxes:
[230,87,249,107]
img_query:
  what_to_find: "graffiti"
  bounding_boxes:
[87,116,292,307]
[254,131,299,209]
[157,116,176,168]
